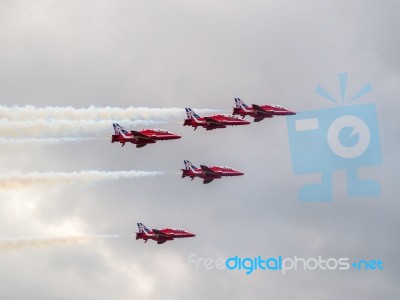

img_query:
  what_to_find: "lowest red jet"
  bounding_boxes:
[135,223,196,244]
[181,160,244,184]
[183,108,250,130]
[111,123,181,148]
[232,98,296,122]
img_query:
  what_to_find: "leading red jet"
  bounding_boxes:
[135,223,196,244]
[232,98,296,122]
[181,160,244,184]
[111,123,181,148]
[183,108,250,130]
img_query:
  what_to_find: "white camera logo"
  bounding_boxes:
[327,115,371,159]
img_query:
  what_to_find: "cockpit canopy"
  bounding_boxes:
[212,166,235,171]
[153,128,171,133]
[271,104,287,109]
[168,228,186,232]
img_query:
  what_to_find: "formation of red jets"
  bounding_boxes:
[111,98,296,244]
[112,98,295,148]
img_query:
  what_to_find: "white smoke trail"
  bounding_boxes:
[0,105,219,121]
[0,170,165,190]
[0,235,120,251]
[0,119,165,138]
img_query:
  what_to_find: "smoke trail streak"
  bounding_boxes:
[0,119,165,138]
[0,105,219,121]
[0,170,165,190]
[0,137,106,145]
[0,235,120,251]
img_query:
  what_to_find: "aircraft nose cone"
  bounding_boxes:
[172,134,182,139]
[237,171,244,176]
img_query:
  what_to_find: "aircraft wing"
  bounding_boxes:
[152,229,173,238]
[131,131,156,142]
[203,178,215,184]
[204,117,225,126]
[252,104,273,116]
[200,165,220,176]
[253,115,272,122]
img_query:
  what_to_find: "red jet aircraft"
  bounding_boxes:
[135,223,196,244]
[111,123,181,148]
[181,160,244,184]
[232,98,296,122]
[183,108,250,130]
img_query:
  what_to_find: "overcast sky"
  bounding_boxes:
[0,0,399,299]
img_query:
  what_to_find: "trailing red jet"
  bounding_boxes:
[181,160,244,184]
[135,223,195,244]
[111,123,181,148]
[232,98,296,122]
[183,108,250,130]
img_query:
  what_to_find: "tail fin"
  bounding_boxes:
[184,160,198,171]
[137,223,151,235]
[234,98,249,109]
[113,123,129,135]
[185,108,201,120]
